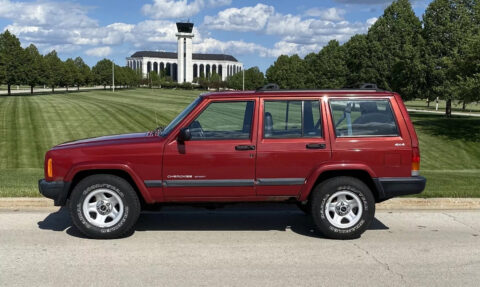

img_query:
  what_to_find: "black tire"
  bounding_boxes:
[310,176,375,240]
[68,174,141,239]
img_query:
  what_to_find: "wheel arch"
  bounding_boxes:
[299,167,382,203]
[66,167,152,206]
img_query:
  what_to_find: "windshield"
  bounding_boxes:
[161,97,202,136]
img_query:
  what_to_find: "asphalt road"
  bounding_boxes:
[1,206,479,286]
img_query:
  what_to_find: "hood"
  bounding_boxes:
[54,132,152,148]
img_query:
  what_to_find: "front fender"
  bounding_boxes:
[64,162,154,203]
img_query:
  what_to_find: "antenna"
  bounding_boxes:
[155,111,159,127]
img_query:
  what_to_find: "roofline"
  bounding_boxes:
[200,89,395,98]
[254,89,385,93]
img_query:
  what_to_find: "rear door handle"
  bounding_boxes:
[306,143,326,149]
[235,145,255,151]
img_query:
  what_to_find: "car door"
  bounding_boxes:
[256,97,332,196]
[162,98,258,199]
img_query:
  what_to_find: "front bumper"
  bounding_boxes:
[374,176,426,202]
[38,179,71,206]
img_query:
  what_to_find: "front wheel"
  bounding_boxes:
[310,176,375,239]
[69,174,141,239]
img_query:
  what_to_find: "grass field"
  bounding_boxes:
[0,88,479,198]
[405,99,480,114]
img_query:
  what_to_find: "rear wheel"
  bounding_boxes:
[69,174,141,239]
[310,176,375,239]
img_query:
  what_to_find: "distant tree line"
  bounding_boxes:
[0,30,141,95]
[266,0,480,116]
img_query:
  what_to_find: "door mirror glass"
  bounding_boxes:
[177,127,191,142]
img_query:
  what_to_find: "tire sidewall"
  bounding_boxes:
[69,175,140,239]
[312,177,375,239]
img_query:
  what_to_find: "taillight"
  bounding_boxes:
[412,147,420,176]
[47,158,53,178]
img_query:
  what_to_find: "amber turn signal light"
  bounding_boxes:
[47,158,53,178]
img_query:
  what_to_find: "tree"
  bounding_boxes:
[74,57,91,90]
[92,59,113,90]
[266,54,306,89]
[304,40,348,89]
[367,0,424,95]
[423,0,476,116]
[62,58,77,91]
[344,34,379,87]
[456,34,480,109]
[209,72,222,91]
[23,44,45,94]
[0,30,24,95]
[227,67,265,90]
[44,50,63,93]
[148,71,161,88]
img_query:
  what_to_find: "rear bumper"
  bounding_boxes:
[38,179,71,206]
[374,176,426,202]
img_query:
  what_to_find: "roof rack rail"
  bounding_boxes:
[256,83,280,91]
[359,83,378,89]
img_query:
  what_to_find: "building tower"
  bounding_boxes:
[176,22,194,83]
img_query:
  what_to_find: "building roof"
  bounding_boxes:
[130,51,238,62]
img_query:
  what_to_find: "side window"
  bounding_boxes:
[264,100,322,138]
[188,101,254,140]
[330,99,398,137]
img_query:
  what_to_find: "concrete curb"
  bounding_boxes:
[1,197,479,211]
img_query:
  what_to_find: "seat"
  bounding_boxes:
[264,112,273,137]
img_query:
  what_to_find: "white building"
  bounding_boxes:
[126,22,243,82]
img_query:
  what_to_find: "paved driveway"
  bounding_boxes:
[1,206,479,286]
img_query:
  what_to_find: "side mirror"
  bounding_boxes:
[177,127,191,142]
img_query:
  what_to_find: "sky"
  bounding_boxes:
[0,0,432,72]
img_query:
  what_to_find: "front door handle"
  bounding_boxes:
[235,145,256,151]
[306,143,326,149]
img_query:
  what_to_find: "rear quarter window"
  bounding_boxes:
[329,99,399,137]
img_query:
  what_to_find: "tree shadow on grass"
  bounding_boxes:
[37,204,388,240]
[411,113,480,142]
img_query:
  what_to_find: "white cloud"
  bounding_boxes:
[204,4,274,32]
[334,0,393,4]
[366,17,378,26]
[0,0,380,64]
[0,0,96,28]
[141,0,231,19]
[85,46,112,57]
[305,7,346,21]
[203,3,374,58]
[194,37,269,57]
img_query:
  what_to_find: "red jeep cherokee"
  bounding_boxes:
[39,87,426,239]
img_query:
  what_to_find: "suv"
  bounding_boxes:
[39,87,426,239]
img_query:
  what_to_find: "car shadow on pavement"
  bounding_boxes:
[37,204,388,239]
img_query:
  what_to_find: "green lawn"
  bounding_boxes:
[0,89,479,198]
[405,99,480,114]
